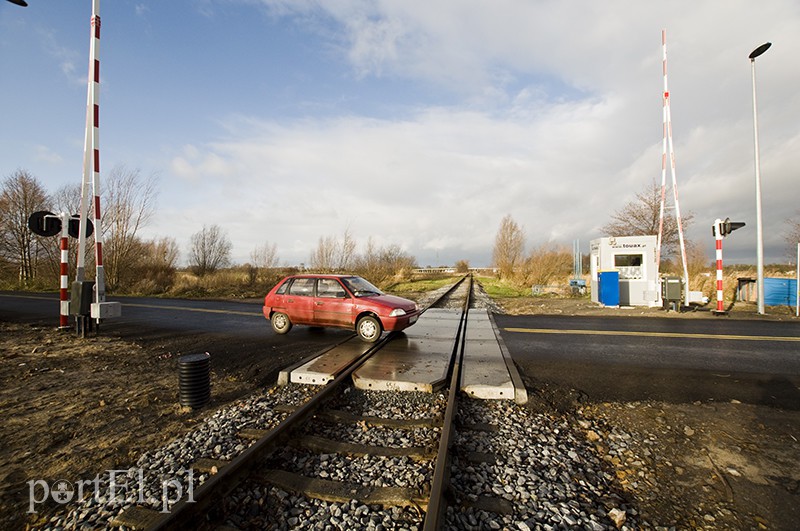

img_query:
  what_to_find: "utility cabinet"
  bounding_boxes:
[70,281,95,316]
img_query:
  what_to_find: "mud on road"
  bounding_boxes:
[1,307,799,529]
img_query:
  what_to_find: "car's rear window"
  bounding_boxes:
[275,280,290,295]
[288,278,315,296]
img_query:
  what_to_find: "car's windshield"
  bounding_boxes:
[341,276,383,297]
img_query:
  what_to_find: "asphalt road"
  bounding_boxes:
[494,314,800,410]
[2,292,799,409]
[0,291,354,387]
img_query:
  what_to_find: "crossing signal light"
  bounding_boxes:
[722,218,745,236]
[713,217,746,237]
[68,215,94,239]
[28,211,94,238]
[28,211,61,237]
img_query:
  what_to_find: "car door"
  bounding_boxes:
[313,278,355,326]
[284,277,316,325]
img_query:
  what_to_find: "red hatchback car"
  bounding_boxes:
[263,274,421,342]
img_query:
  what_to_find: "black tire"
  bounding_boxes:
[271,312,292,334]
[356,315,382,343]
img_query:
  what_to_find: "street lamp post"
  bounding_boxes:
[749,42,771,315]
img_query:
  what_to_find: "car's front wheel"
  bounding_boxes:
[271,312,292,334]
[356,315,382,343]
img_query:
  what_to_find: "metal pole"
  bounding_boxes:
[76,1,95,282]
[656,30,669,274]
[751,58,764,314]
[749,43,770,315]
[796,242,799,317]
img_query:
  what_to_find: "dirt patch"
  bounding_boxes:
[0,322,252,529]
[579,401,800,529]
[512,294,800,529]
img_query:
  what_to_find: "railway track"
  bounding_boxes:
[43,277,631,530]
[109,276,472,529]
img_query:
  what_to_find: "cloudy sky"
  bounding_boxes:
[1,0,798,268]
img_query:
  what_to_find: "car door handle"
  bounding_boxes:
[315,301,324,306]
[287,298,294,303]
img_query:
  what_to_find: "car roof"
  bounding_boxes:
[285,274,353,279]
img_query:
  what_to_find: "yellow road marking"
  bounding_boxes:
[503,327,800,342]
[123,303,262,317]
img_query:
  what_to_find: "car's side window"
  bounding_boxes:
[317,278,347,298]
[288,278,315,296]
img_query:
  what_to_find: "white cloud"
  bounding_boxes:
[35,145,64,165]
[142,0,800,266]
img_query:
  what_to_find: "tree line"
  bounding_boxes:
[0,169,417,295]
[491,179,800,290]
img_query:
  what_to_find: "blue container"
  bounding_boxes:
[598,271,620,306]
[764,278,797,307]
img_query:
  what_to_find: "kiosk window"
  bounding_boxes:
[614,254,643,280]
[614,254,643,267]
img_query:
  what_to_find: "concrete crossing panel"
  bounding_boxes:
[461,310,516,400]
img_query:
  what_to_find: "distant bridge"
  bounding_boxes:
[413,267,498,275]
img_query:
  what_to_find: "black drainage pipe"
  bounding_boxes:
[178,352,211,409]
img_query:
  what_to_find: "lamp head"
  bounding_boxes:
[749,42,772,60]
[6,0,28,5]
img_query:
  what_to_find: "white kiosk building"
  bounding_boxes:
[590,235,661,307]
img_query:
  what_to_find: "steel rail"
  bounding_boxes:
[420,274,469,312]
[144,274,471,529]
[146,330,398,530]
[422,274,472,530]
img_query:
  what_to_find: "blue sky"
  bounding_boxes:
[2,0,798,268]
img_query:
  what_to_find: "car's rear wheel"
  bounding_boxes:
[271,312,292,334]
[356,315,382,343]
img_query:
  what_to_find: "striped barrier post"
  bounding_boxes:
[89,1,107,310]
[714,219,725,312]
[59,214,70,330]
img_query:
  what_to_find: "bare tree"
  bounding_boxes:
[309,235,338,271]
[0,170,51,284]
[492,214,525,280]
[249,241,280,284]
[353,238,417,286]
[519,244,572,286]
[250,241,279,270]
[189,225,232,276]
[786,214,800,262]
[602,179,694,259]
[337,229,357,271]
[309,229,357,271]
[130,237,179,293]
[102,165,158,290]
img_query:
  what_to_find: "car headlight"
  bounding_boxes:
[389,308,407,317]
